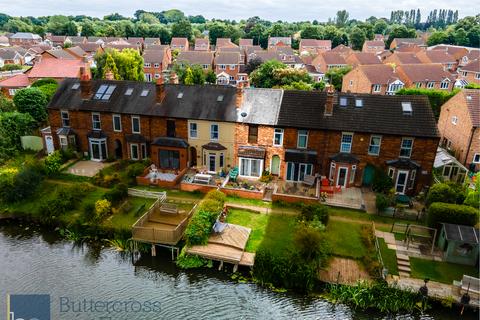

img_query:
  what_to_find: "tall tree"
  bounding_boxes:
[171,19,193,40]
[349,27,366,50]
[335,10,349,27]
[12,88,48,123]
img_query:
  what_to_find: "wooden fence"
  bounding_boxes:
[128,188,167,200]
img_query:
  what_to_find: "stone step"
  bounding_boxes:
[398,265,411,273]
[399,271,410,278]
[397,260,411,267]
[396,253,410,261]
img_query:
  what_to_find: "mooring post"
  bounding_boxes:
[233,264,238,273]
[171,247,174,261]
[218,261,223,271]
[151,244,156,257]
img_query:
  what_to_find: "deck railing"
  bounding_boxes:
[128,188,167,200]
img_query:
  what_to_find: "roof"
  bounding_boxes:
[237,88,283,125]
[462,59,480,73]
[364,40,385,48]
[125,134,147,143]
[171,38,188,46]
[462,89,480,128]
[278,91,439,138]
[331,44,353,54]
[434,147,468,169]
[355,64,401,84]
[144,38,161,45]
[143,49,166,63]
[421,50,456,63]
[322,52,347,65]
[238,146,265,159]
[239,39,253,47]
[177,51,214,65]
[214,52,241,65]
[194,38,209,49]
[0,48,20,60]
[68,36,86,44]
[389,52,422,64]
[398,63,452,82]
[268,37,291,46]
[285,149,318,163]
[393,38,425,46]
[10,32,41,40]
[48,35,66,42]
[77,43,103,53]
[347,52,381,65]
[202,142,227,151]
[45,49,77,60]
[300,39,331,47]
[28,59,86,79]
[65,46,87,58]
[152,137,188,148]
[329,152,359,164]
[0,73,30,88]
[216,38,237,48]
[385,158,420,169]
[442,223,479,244]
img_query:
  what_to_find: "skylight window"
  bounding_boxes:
[402,102,413,115]
[355,99,363,107]
[217,95,224,102]
[177,92,184,99]
[125,88,134,96]
[140,89,149,97]
[94,84,116,100]
[71,83,80,90]
[339,97,347,106]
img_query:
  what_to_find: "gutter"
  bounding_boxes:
[463,126,476,167]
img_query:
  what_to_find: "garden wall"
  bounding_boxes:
[136,167,187,188]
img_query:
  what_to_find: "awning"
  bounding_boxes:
[151,136,188,148]
[125,134,147,143]
[329,152,359,164]
[285,149,317,164]
[87,130,107,139]
[238,146,265,159]
[386,158,420,169]
[56,127,75,136]
[202,142,227,151]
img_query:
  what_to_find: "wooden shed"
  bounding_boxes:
[438,223,479,266]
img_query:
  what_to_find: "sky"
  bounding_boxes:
[1,0,470,22]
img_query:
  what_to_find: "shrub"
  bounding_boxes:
[425,183,458,207]
[204,189,226,203]
[375,193,392,212]
[299,203,329,225]
[0,165,43,203]
[104,183,128,205]
[464,190,479,208]
[31,78,58,87]
[83,202,96,222]
[198,198,224,213]
[294,224,329,261]
[126,162,147,179]
[427,202,479,228]
[176,248,211,269]
[95,199,112,220]
[44,151,64,175]
[372,167,393,194]
[12,87,48,123]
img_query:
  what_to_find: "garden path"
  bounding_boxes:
[319,257,370,284]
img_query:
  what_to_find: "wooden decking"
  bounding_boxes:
[186,224,255,267]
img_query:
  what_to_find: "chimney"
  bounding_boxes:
[82,53,89,63]
[156,77,166,103]
[105,70,114,80]
[80,66,92,99]
[236,82,244,108]
[169,72,179,84]
[324,84,334,116]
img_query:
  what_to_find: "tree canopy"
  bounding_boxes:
[12,88,48,123]
[94,49,144,81]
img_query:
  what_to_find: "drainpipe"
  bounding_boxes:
[463,127,476,167]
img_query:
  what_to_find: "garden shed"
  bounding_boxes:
[438,223,479,266]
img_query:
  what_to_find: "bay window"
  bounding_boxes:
[239,158,263,178]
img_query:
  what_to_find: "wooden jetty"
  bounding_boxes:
[186,223,255,271]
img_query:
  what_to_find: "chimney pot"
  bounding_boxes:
[105,70,114,80]
[156,83,166,103]
[236,82,244,108]
[324,84,334,116]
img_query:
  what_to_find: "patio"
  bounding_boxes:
[181,169,226,187]
[275,180,318,198]
[323,187,365,210]
[65,160,114,177]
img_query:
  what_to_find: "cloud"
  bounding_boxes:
[1,0,470,22]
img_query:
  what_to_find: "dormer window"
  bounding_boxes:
[94,84,116,100]
[440,81,449,89]
[339,97,347,107]
[355,99,363,107]
[427,82,435,89]
[402,102,412,115]
[217,95,224,102]
[71,83,80,90]
[177,92,183,99]
[140,89,149,97]
[125,88,134,96]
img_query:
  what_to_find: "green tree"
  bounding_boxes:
[46,15,70,34]
[13,88,48,123]
[37,84,58,100]
[325,66,352,90]
[102,53,120,80]
[140,13,160,24]
[206,70,217,84]
[453,28,469,46]
[373,19,388,34]
[171,19,193,40]
[0,112,36,162]
[31,78,57,87]
[335,10,349,27]
[3,19,33,32]
[162,9,185,23]
[251,60,312,89]
[81,21,96,36]
[427,31,450,46]
[386,25,416,48]
[183,67,194,85]
[207,23,226,45]
[250,60,287,88]
[0,94,15,112]
[300,25,323,40]
[94,49,144,81]
[349,26,366,50]
[63,21,78,36]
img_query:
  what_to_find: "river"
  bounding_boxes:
[0,221,475,320]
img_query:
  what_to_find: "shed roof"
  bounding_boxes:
[442,223,479,244]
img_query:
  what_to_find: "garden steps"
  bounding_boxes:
[398,265,411,273]
[396,253,411,277]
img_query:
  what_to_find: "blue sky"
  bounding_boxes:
[2,0,469,21]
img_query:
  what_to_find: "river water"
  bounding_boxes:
[0,221,475,320]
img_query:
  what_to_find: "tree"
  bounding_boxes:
[46,15,70,35]
[245,57,263,74]
[63,21,78,36]
[174,64,205,85]
[171,19,193,40]
[94,49,144,81]
[162,9,185,23]
[0,112,36,162]
[13,88,48,123]
[183,67,194,85]
[37,84,58,100]
[250,60,312,89]
[427,31,450,46]
[30,78,57,88]
[335,10,349,27]
[325,66,352,90]
[102,53,120,80]
[139,13,160,25]
[104,13,128,21]
[81,21,95,36]
[206,70,217,84]
[3,19,33,32]
[250,60,287,88]
[386,25,416,48]
[207,23,227,45]
[300,25,323,40]
[349,26,366,50]
[0,94,15,112]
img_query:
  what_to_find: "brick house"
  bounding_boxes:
[268,37,291,49]
[143,47,172,82]
[383,52,422,65]
[458,60,480,85]
[342,64,404,95]
[216,38,238,49]
[27,58,90,83]
[0,48,23,66]
[170,38,189,51]
[299,39,332,54]
[176,51,215,72]
[239,39,253,49]
[437,89,480,171]
[362,40,385,54]
[395,64,455,91]
[429,45,469,61]
[194,38,210,51]
[45,35,69,47]
[0,73,30,98]
[144,38,161,47]
[330,44,354,58]
[311,52,347,74]
[390,38,426,50]
[8,32,42,47]
[214,52,246,85]
[345,52,381,68]
[416,50,457,71]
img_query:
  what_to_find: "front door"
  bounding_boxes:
[395,170,409,194]
[45,135,54,154]
[209,154,216,172]
[89,139,107,161]
[337,167,348,187]
[271,155,280,175]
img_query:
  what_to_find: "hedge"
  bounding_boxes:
[427,202,479,228]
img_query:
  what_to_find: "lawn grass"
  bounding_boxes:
[324,220,368,259]
[328,207,424,226]
[258,213,298,255]
[377,237,399,275]
[225,196,272,208]
[133,185,204,201]
[410,257,479,284]
[226,208,269,252]
[104,196,155,230]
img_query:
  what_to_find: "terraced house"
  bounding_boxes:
[46,75,439,195]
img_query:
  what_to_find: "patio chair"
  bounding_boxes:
[229,167,239,182]
[302,175,316,187]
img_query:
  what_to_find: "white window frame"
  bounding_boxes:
[154,63,160,68]
[203,64,209,69]
[475,73,480,80]
[340,132,353,153]
[329,162,336,181]
[189,122,198,139]
[220,64,226,70]
[297,130,308,149]
[388,167,395,179]
[239,157,263,178]
[273,128,284,146]
[61,110,70,127]
[415,82,422,88]
[131,116,141,134]
[473,153,480,164]
[440,81,449,89]
[350,165,356,183]
[451,116,458,125]
[144,63,151,68]
[219,152,224,168]
[210,124,219,141]
[368,135,382,156]
[112,114,122,132]
[373,84,381,92]
[130,144,139,160]
[229,64,236,70]
[92,113,101,131]
[400,137,414,158]
[154,73,161,79]
[8,89,18,96]
[426,82,435,89]
[59,136,68,147]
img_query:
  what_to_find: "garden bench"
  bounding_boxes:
[160,203,178,215]
[193,173,212,184]
[460,275,480,295]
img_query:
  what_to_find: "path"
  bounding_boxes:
[319,257,370,285]
[376,230,412,277]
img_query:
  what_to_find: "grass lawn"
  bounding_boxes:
[324,220,368,259]
[225,196,272,208]
[258,213,298,255]
[226,208,269,252]
[133,185,204,201]
[377,237,399,275]
[328,207,423,227]
[103,197,155,231]
[410,257,479,284]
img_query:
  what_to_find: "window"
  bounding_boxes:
[451,116,458,125]
[286,162,313,181]
[388,167,395,179]
[340,133,353,153]
[141,144,147,159]
[248,125,258,143]
[61,111,70,127]
[476,73,480,80]
[373,84,381,92]
[159,149,180,169]
[440,81,449,89]
[71,83,80,90]
[131,116,140,133]
[217,95,224,102]
[427,82,435,89]
[154,74,160,79]
[400,138,413,158]
[473,154,480,164]
[368,135,381,155]
[415,82,421,88]
[154,63,160,68]
[125,88,133,96]
[402,102,412,115]
[203,64,209,69]
[189,122,198,138]
[355,99,363,107]
[167,120,176,137]
[349,80,353,86]
[229,64,235,70]
[130,144,139,160]
[144,63,151,67]
[177,92,183,99]
[239,158,263,178]
[59,136,68,147]
[8,89,18,96]
[210,124,219,140]
[145,74,152,82]
[229,76,235,81]
[219,153,224,168]
[329,162,336,180]
[92,113,101,130]
[220,64,226,70]
[297,130,308,149]
[140,89,149,97]
[112,114,122,132]
[339,97,347,106]
[94,84,116,100]
[350,165,356,183]
[273,128,284,146]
